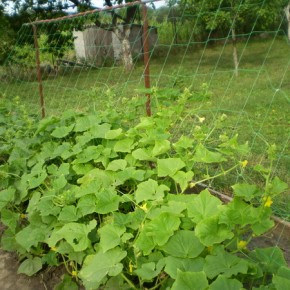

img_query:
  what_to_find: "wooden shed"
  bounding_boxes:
[73,24,158,66]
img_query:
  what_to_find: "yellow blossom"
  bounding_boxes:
[71,270,78,277]
[198,117,205,123]
[139,203,148,212]
[20,213,27,219]
[263,196,273,207]
[50,246,57,252]
[237,240,247,250]
[189,182,196,188]
[129,261,133,274]
[240,160,248,168]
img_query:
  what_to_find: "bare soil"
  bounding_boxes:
[0,221,289,289]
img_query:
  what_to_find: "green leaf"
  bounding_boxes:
[115,167,145,184]
[72,163,94,175]
[209,275,243,290]
[58,205,78,222]
[172,171,194,192]
[132,148,154,161]
[114,138,135,153]
[232,183,260,202]
[17,257,42,276]
[74,145,102,163]
[164,256,204,279]
[135,230,155,255]
[204,251,248,279]
[134,117,155,129]
[193,144,226,163]
[79,247,127,286]
[173,135,194,150]
[152,140,171,156]
[95,188,121,214]
[42,251,59,266]
[99,224,126,252]
[74,115,101,132]
[135,179,169,204]
[106,159,127,171]
[268,176,288,195]
[273,267,290,290]
[250,247,287,274]
[172,270,208,290]
[146,212,181,246]
[187,189,222,223]
[54,274,79,290]
[47,220,96,252]
[51,124,74,138]
[0,188,15,210]
[134,260,165,281]
[77,194,97,217]
[90,123,111,138]
[219,198,260,228]
[105,128,123,139]
[161,230,204,258]
[16,225,48,251]
[157,158,185,177]
[1,209,19,233]
[195,216,234,246]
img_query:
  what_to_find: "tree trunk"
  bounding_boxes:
[284,4,290,41]
[231,26,239,77]
[114,25,133,72]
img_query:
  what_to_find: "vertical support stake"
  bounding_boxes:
[142,3,151,117]
[32,24,45,118]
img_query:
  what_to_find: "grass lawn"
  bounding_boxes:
[1,36,289,218]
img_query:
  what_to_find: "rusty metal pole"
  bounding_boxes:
[142,3,151,117]
[32,24,45,118]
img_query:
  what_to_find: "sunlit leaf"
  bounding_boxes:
[187,189,222,223]
[172,270,208,290]
[17,257,42,276]
[161,230,204,258]
[209,275,243,290]
[79,247,127,286]
[195,216,234,246]
[204,251,248,279]
[157,158,185,177]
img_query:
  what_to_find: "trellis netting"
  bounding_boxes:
[1,0,289,218]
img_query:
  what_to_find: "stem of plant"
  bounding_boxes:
[121,273,137,290]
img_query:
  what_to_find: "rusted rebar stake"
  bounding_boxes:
[32,24,45,118]
[142,3,151,117]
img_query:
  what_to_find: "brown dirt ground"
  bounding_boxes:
[0,221,289,289]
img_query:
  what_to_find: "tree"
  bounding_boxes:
[4,0,141,71]
[179,0,288,76]
[284,2,290,41]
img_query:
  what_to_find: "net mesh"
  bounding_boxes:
[1,0,289,223]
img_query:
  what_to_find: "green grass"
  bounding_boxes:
[0,36,289,215]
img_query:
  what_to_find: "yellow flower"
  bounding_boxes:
[71,270,78,277]
[20,213,27,219]
[50,246,57,252]
[240,160,248,168]
[129,261,133,274]
[263,196,273,207]
[139,203,148,212]
[189,182,196,188]
[237,240,247,250]
[198,117,205,123]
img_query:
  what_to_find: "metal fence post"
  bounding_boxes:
[142,3,152,117]
[32,24,45,118]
